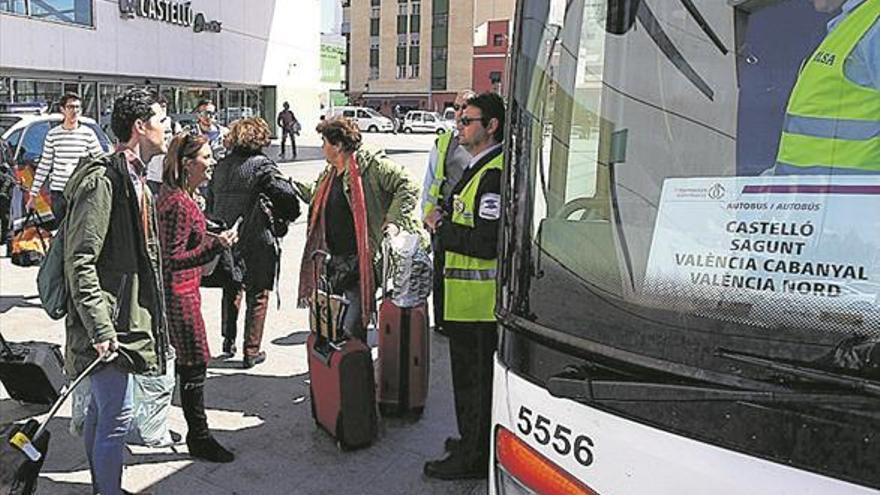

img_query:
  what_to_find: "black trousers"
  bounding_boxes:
[446,321,497,461]
[280,129,297,156]
[431,234,445,331]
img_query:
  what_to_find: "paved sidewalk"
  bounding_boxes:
[0,133,487,494]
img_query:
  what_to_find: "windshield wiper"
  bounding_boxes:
[717,348,880,398]
[547,376,877,405]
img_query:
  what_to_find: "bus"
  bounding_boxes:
[490,0,879,493]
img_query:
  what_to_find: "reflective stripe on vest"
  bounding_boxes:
[424,131,454,217]
[776,0,880,172]
[444,153,503,322]
[445,267,498,280]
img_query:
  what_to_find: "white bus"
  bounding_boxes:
[491,0,879,493]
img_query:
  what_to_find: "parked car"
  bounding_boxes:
[1,112,113,167]
[402,111,454,134]
[1,112,113,234]
[328,106,395,133]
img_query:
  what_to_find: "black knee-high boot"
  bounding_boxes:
[178,365,234,463]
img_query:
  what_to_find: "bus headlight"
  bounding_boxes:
[495,426,599,495]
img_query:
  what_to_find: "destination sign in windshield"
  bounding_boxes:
[644,177,880,335]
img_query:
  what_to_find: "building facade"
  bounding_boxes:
[472,19,509,95]
[343,0,513,115]
[0,0,322,136]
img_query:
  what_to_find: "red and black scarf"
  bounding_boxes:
[298,154,375,327]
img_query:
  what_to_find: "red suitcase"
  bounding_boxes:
[306,250,377,450]
[376,238,430,417]
[307,334,377,450]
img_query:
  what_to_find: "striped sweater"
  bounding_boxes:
[31,123,104,194]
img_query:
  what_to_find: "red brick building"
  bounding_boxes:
[472,19,510,95]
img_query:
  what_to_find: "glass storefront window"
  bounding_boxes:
[0,0,26,15]
[0,77,11,104]
[159,87,178,115]
[220,89,248,125]
[13,80,62,107]
[245,89,262,120]
[29,0,92,27]
[98,83,134,139]
[79,82,97,119]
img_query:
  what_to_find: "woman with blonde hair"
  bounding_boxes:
[207,117,300,368]
[157,133,238,462]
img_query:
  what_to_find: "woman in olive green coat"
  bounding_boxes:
[297,117,426,339]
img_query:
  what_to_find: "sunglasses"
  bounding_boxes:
[459,115,486,127]
[198,110,216,118]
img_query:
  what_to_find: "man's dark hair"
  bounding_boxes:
[59,93,81,108]
[466,92,505,143]
[111,88,157,143]
[194,98,213,112]
[156,94,169,107]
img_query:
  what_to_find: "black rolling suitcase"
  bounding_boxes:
[1,353,111,495]
[0,332,65,405]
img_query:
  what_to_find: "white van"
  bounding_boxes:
[442,107,455,124]
[402,111,454,134]
[328,106,395,133]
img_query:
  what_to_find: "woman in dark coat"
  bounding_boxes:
[157,133,238,463]
[207,118,300,368]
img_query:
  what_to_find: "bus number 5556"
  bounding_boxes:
[516,405,595,467]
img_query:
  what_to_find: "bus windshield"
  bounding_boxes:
[498,0,879,485]
[504,0,880,373]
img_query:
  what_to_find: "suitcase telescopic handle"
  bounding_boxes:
[32,351,117,441]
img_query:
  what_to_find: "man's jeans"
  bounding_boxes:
[84,364,133,495]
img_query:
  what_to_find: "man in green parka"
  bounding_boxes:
[64,88,170,495]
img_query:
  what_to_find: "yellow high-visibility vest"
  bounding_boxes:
[443,152,503,322]
[776,0,880,173]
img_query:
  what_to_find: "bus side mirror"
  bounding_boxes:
[606,0,641,35]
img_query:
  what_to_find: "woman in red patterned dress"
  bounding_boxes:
[157,133,238,463]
